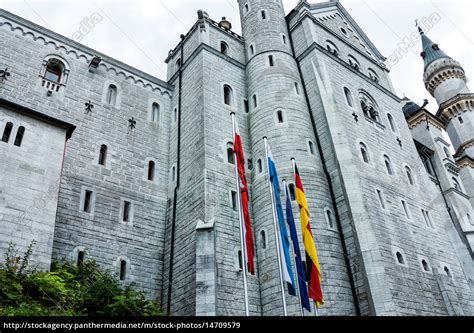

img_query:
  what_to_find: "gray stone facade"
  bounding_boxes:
[0,0,473,316]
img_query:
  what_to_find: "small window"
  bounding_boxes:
[148,161,155,181]
[467,213,473,226]
[308,141,315,155]
[151,103,160,123]
[176,58,182,69]
[325,209,334,229]
[376,189,385,209]
[224,85,233,106]
[459,116,464,124]
[231,191,238,211]
[106,85,117,106]
[396,252,405,265]
[244,3,249,13]
[98,145,107,166]
[120,260,127,280]
[387,114,396,132]
[260,230,266,249]
[276,110,284,124]
[340,27,348,36]
[220,42,229,56]
[13,126,25,147]
[268,55,274,67]
[252,94,257,108]
[172,166,176,182]
[249,45,255,56]
[368,68,379,83]
[444,266,451,277]
[384,155,393,175]
[2,122,13,143]
[422,209,434,228]
[453,177,462,192]
[348,55,360,70]
[227,144,235,165]
[237,250,243,271]
[405,166,414,185]
[83,190,93,213]
[295,82,300,95]
[257,159,263,173]
[344,87,353,107]
[244,99,249,113]
[123,201,131,222]
[44,58,64,83]
[401,200,410,219]
[174,108,178,123]
[288,184,296,201]
[261,10,266,20]
[421,259,430,272]
[282,35,287,45]
[359,142,369,163]
[443,147,451,160]
[326,41,339,56]
[77,251,85,266]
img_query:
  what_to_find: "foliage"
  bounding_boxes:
[0,242,162,316]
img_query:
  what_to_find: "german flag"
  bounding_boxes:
[294,162,324,308]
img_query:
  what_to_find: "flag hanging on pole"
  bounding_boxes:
[267,146,296,295]
[233,120,255,275]
[294,162,324,308]
[284,183,312,311]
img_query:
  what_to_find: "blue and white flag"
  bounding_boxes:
[267,146,296,296]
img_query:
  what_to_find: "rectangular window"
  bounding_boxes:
[376,190,385,209]
[83,190,93,213]
[401,200,410,219]
[244,99,249,113]
[252,95,257,108]
[231,191,238,211]
[421,209,433,228]
[123,201,131,222]
[268,55,274,67]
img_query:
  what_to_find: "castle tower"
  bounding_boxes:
[238,0,356,315]
[420,28,474,206]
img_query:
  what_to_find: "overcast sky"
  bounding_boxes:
[1,0,473,113]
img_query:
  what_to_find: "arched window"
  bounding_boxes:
[325,208,335,229]
[106,84,117,106]
[98,144,107,166]
[421,259,430,272]
[119,260,127,281]
[368,68,379,83]
[359,92,379,122]
[308,141,315,155]
[151,103,160,123]
[343,87,353,107]
[44,58,64,83]
[260,230,266,249]
[13,126,25,147]
[288,183,296,201]
[223,85,233,106]
[77,251,85,266]
[326,40,339,56]
[148,161,155,181]
[227,142,235,165]
[444,266,451,278]
[396,252,405,265]
[252,94,257,108]
[452,177,461,192]
[359,142,369,163]
[276,110,284,123]
[249,44,255,56]
[220,41,229,56]
[257,159,263,173]
[244,3,249,13]
[261,10,266,19]
[387,114,396,132]
[348,55,360,70]
[384,155,393,175]
[1,122,13,143]
[443,147,451,160]
[405,166,414,185]
[268,55,274,67]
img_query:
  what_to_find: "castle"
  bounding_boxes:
[0,0,473,316]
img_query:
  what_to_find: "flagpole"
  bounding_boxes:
[263,137,288,317]
[283,179,303,317]
[231,112,250,317]
[291,158,319,317]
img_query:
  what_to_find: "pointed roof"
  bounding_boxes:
[419,27,450,69]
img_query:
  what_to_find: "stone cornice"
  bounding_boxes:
[0,9,173,96]
[454,139,474,159]
[456,155,474,169]
[407,109,445,130]
[436,93,474,122]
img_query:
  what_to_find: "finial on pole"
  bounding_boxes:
[416,19,424,35]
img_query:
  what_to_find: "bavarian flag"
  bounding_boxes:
[294,162,324,308]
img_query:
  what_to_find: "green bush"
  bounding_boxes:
[0,242,162,316]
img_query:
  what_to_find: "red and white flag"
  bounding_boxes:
[233,120,255,275]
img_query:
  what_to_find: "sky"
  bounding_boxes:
[1,0,473,114]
